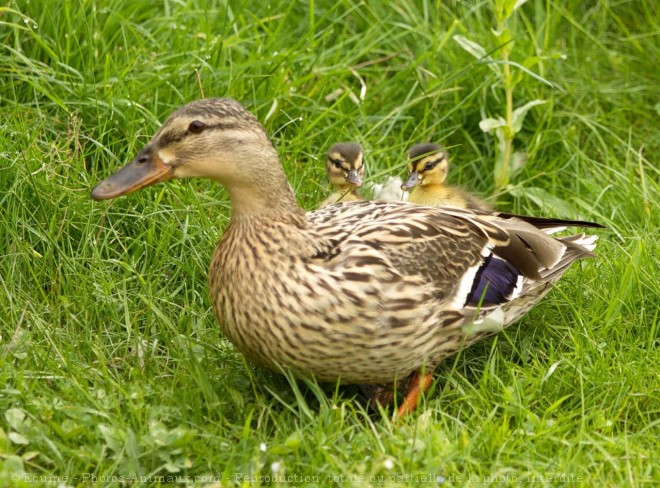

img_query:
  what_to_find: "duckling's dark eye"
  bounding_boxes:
[332,159,343,169]
[188,121,205,134]
[424,161,436,171]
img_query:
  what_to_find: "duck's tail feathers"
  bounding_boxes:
[497,213,606,230]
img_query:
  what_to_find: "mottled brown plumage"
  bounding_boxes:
[403,143,491,210]
[321,142,365,206]
[91,98,603,415]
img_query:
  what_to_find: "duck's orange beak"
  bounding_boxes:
[91,149,174,201]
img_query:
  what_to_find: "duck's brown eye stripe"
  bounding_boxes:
[158,123,240,146]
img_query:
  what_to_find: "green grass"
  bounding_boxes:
[1,0,658,486]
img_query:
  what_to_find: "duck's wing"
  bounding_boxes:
[307,201,601,312]
[309,201,495,294]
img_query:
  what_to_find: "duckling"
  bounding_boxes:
[91,98,603,417]
[402,143,490,210]
[321,142,365,206]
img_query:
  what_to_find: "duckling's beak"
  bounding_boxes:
[91,149,175,201]
[346,170,363,187]
[401,171,420,191]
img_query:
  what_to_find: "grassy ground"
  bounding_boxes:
[1,0,658,486]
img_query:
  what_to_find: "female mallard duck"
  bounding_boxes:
[320,142,365,207]
[91,98,602,417]
[402,143,491,210]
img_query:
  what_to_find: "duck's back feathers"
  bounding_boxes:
[309,201,597,313]
[310,202,498,301]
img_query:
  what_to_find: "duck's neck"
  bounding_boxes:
[227,183,305,223]
[223,152,306,224]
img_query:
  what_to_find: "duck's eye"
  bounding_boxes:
[332,160,343,169]
[424,161,436,171]
[188,121,205,133]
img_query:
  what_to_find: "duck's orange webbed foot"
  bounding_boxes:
[396,371,434,418]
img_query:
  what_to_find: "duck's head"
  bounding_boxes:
[325,142,364,188]
[92,98,289,197]
[401,143,449,190]
[91,98,300,217]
